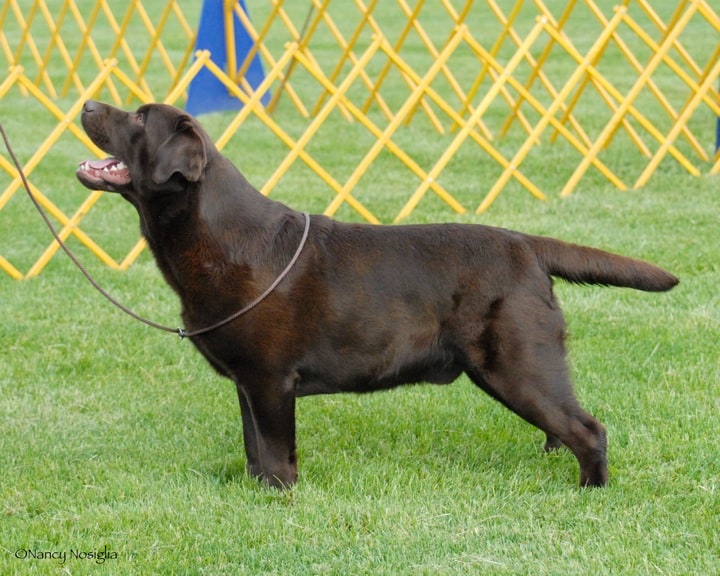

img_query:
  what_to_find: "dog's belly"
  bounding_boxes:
[295,346,463,397]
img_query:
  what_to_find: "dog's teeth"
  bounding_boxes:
[100,161,127,173]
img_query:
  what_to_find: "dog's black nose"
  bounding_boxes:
[83,100,98,114]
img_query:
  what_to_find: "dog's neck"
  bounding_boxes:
[201,156,285,230]
[136,155,299,311]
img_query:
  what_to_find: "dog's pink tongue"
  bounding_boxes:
[87,158,119,169]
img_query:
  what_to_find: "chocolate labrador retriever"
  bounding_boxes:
[77,100,678,489]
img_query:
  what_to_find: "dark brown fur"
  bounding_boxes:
[77,101,678,488]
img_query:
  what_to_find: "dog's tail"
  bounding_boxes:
[528,235,679,292]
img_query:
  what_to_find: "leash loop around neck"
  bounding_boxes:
[0,122,310,339]
[178,211,310,339]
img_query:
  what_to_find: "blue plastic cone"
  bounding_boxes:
[186,0,270,116]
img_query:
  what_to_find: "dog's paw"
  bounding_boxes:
[543,434,564,453]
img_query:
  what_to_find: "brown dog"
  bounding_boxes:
[77,100,678,488]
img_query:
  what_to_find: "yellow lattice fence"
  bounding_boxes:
[1,0,718,278]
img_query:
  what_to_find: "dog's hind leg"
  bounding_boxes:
[463,297,608,487]
[467,358,608,487]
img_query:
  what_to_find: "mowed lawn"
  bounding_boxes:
[1,2,719,575]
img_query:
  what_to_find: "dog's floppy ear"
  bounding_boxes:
[152,116,207,184]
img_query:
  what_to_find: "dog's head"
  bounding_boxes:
[77,101,210,200]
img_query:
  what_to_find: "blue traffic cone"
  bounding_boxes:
[186,0,270,115]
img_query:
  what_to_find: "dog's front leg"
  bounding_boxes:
[236,377,298,489]
[235,384,262,479]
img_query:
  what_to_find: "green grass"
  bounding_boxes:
[2,2,720,575]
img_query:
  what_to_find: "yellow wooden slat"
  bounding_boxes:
[634,54,720,187]
[196,47,380,222]
[560,4,703,197]
[0,255,23,280]
[1,0,718,278]
[397,19,548,221]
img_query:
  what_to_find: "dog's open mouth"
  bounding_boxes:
[76,158,130,190]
